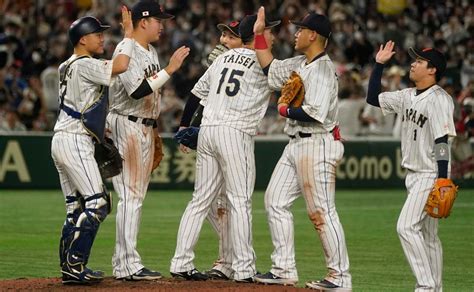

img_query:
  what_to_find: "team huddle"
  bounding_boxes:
[51,1,458,291]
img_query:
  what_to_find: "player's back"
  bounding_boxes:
[192,48,272,135]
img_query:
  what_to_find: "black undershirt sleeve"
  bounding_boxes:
[366,62,385,107]
[130,79,153,99]
[286,107,317,122]
[180,93,201,127]
[435,135,449,178]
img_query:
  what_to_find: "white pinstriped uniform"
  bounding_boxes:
[264,54,352,288]
[170,48,271,280]
[379,85,456,292]
[108,41,162,278]
[51,55,113,200]
[207,185,232,276]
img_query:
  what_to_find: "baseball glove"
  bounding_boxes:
[278,71,305,107]
[424,178,459,218]
[152,133,164,171]
[174,126,200,150]
[206,44,228,67]
[94,137,123,179]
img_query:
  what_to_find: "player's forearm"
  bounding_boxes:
[130,70,171,99]
[255,48,273,69]
[435,135,449,178]
[111,54,131,76]
[254,34,273,69]
[111,38,134,76]
[278,104,316,122]
[366,62,384,107]
[180,93,201,127]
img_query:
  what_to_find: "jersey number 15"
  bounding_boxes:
[217,68,244,97]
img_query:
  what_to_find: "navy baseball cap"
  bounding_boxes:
[408,47,446,78]
[131,0,174,21]
[217,20,241,38]
[290,12,331,38]
[239,14,280,42]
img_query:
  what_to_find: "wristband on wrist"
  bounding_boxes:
[117,38,134,57]
[278,104,289,117]
[254,34,268,50]
[146,69,171,91]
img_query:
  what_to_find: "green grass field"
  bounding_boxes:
[0,189,473,291]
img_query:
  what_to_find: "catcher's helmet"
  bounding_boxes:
[68,16,110,46]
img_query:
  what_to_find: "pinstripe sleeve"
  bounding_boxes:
[78,59,113,86]
[430,91,456,139]
[379,88,410,115]
[116,56,145,96]
[268,56,303,90]
[300,60,336,122]
[191,66,211,101]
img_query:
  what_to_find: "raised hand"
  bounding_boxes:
[375,41,396,64]
[166,46,191,74]
[254,6,266,35]
[121,6,133,39]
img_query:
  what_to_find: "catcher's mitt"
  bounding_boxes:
[278,71,305,107]
[425,178,459,218]
[152,133,164,171]
[206,44,228,67]
[94,137,123,179]
[174,126,200,150]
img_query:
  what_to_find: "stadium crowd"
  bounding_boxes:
[0,0,472,138]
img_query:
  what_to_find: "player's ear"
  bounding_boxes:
[78,35,87,46]
[138,18,148,29]
[427,65,437,77]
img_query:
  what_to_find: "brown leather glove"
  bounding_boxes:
[425,178,459,218]
[278,71,305,107]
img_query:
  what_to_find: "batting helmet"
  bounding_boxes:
[68,16,110,46]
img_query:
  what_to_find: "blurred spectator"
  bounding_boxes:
[0,0,472,135]
[40,56,60,125]
[338,87,365,138]
[14,75,47,129]
[0,107,27,132]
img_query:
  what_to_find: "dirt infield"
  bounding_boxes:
[0,277,313,291]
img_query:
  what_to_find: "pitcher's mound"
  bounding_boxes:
[0,277,311,291]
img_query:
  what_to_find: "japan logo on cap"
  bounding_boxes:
[142,11,149,16]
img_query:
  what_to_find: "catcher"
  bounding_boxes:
[367,41,458,291]
[51,7,132,284]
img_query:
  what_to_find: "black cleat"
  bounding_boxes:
[305,279,352,291]
[171,268,208,281]
[254,271,297,286]
[61,263,104,285]
[234,276,255,283]
[205,268,230,280]
[117,267,162,281]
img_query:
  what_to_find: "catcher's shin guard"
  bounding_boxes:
[59,193,84,267]
[66,191,110,266]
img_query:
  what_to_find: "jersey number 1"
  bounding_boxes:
[217,68,244,97]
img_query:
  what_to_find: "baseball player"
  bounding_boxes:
[366,41,456,292]
[252,8,352,290]
[178,20,243,281]
[108,0,190,281]
[170,14,280,282]
[51,7,133,284]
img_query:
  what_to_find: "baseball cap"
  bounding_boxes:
[217,20,240,38]
[408,47,446,78]
[290,12,331,38]
[239,14,281,42]
[131,0,174,21]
